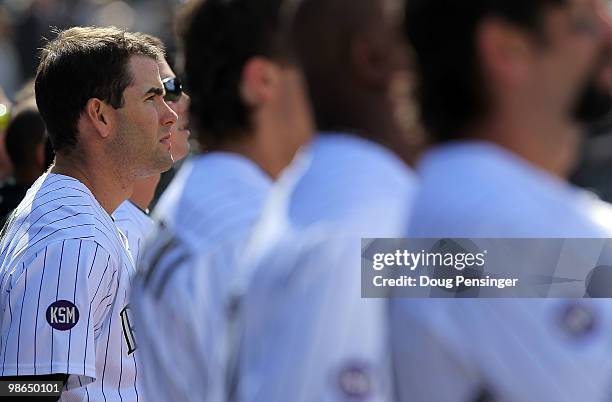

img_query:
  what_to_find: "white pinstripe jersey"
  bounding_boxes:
[114,201,153,268]
[130,152,271,402]
[392,141,612,402]
[0,173,143,402]
[236,133,418,402]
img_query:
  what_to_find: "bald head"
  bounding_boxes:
[293,0,379,69]
[292,0,406,132]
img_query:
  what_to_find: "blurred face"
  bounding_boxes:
[110,55,177,179]
[530,0,612,123]
[573,0,612,123]
[158,59,191,161]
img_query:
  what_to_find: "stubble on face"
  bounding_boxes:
[108,55,174,181]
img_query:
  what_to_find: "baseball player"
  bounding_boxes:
[129,1,313,401]
[391,1,612,401]
[114,33,192,268]
[0,26,176,401]
[233,0,420,401]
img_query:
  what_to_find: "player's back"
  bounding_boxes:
[408,141,612,237]
[235,133,417,402]
[153,152,271,249]
[0,174,122,259]
[0,173,142,402]
[137,151,272,314]
[277,133,414,233]
[130,152,272,402]
[391,141,612,402]
[243,133,416,262]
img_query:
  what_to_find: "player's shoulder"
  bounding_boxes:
[158,153,270,215]
[245,224,344,297]
[0,173,123,267]
[132,221,198,302]
[573,191,612,236]
[11,173,99,219]
[154,154,271,239]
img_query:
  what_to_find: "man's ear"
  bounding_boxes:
[84,98,114,138]
[240,57,281,107]
[477,18,532,87]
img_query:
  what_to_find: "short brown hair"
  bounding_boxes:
[133,32,167,57]
[35,26,164,154]
[180,0,297,149]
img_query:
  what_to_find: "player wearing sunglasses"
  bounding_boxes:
[113,34,191,268]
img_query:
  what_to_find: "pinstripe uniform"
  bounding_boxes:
[130,152,271,402]
[236,133,418,402]
[0,173,143,402]
[391,142,612,402]
[114,201,153,268]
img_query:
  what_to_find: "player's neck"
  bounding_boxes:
[323,93,421,167]
[470,112,581,179]
[213,137,283,179]
[51,155,133,215]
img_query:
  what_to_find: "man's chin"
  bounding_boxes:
[151,152,174,174]
[160,155,174,173]
[170,143,190,162]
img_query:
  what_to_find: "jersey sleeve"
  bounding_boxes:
[0,238,117,387]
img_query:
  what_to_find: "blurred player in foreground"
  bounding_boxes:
[130,0,313,401]
[233,0,420,401]
[114,33,192,267]
[0,26,175,401]
[391,1,612,401]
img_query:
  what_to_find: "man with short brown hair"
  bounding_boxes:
[0,26,176,401]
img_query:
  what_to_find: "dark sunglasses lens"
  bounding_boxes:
[163,77,182,102]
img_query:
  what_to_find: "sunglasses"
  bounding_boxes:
[162,77,183,102]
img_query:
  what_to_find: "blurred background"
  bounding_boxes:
[0,0,184,100]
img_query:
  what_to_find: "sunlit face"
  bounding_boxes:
[158,59,191,161]
[110,55,177,179]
